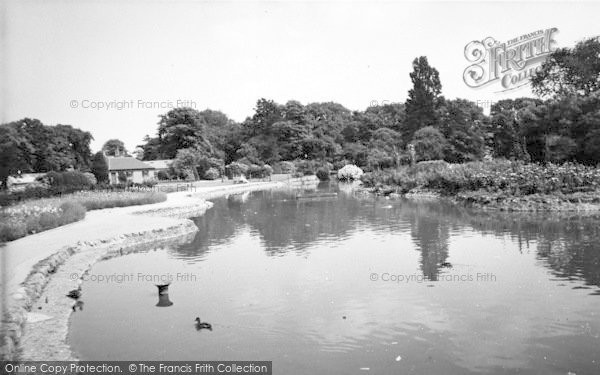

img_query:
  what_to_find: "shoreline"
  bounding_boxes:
[1,180,286,360]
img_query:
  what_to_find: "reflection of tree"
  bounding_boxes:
[172,199,240,259]
[409,213,450,281]
[171,187,600,289]
[435,204,600,288]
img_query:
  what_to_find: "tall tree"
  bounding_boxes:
[404,56,442,139]
[157,107,213,159]
[438,99,486,163]
[102,139,128,157]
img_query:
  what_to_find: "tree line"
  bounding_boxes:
[1,37,599,186]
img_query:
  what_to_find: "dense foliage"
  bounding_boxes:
[0,119,93,189]
[1,37,599,191]
[362,160,600,196]
[130,39,600,175]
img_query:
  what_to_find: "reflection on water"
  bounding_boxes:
[70,183,600,374]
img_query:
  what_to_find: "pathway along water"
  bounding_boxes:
[69,183,600,375]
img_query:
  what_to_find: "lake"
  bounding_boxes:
[69,183,600,374]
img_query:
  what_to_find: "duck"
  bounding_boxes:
[66,289,81,299]
[195,317,212,331]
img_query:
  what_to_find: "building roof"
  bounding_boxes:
[143,159,173,170]
[107,157,155,171]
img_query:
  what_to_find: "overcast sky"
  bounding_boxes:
[3,1,600,151]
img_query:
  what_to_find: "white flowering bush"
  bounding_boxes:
[337,164,364,181]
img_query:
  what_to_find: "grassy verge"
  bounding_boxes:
[361,160,600,210]
[0,191,167,242]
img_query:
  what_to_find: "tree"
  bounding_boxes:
[90,151,109,183]
[411,126,447,162]
[138,135,162,160]
[171,148,203,180]
[0,119,93,186]
[271,120,310,160]
[404,56,442,139]
[367,128,403,168]
[0,124,34,189]
[439,99,486,162]
[532,37,600,98]
[244,98,283,138]
[545,135,577,163]
[364,103,406,134]
[157,107,213,159]
[102,139,128,157]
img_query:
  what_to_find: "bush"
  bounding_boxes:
[226,162,249,178]
[204,168,220,180]
[83,172,98,186]
[337,164,364,181]
[263,164,273,177]
[44,171,95,194]
[157,170,170,180]
[276,161,295,174]
[0,185,53,206]
[316,167,330,181]
[295,160,318,176]
[90,151,109,183]
[360,160,600,196]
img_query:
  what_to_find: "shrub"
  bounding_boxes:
[262,164,273,177]
[411,126,448,162]
[0,185,53,206]
[360,160,600,196]
[246,164,263,179]
[45,171,95,194]
[204,168,220,180]
[316,167,330,181]
[295,160,318,176]
[142,179,158,188]
[278,161,296,174]
[157,170,170,180]
[226,162,249,178]
[90,151,109,183]
[337,164,364,181]
[83,172,97,186]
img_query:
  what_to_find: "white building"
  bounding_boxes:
[107,157,156,184]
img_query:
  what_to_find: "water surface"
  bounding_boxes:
[70,184,600,374]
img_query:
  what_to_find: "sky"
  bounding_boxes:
[3,1,600,152]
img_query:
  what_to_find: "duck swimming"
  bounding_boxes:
[66,289,81,299]
[195,317,212,331]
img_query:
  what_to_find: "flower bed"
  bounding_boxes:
[0,200,85,241]
[0,191,167,242]
[66,190,166,210]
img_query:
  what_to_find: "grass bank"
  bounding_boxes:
[0,191,167,241]
[361,160,600,211]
